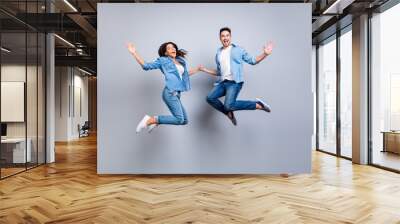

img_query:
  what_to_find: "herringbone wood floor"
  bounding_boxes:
[1,134,400,224]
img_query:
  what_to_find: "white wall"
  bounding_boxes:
[98,4,313,174]
[1,64,46,164]
[55,67,89,141]
[55,66,69,141]
[71,72,89,138]
[1,65,38,138]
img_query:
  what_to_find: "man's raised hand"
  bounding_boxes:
[263,41,274,55]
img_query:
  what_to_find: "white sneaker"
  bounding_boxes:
[136,115,150,133]
[147,124,158,133]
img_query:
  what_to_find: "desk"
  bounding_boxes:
[1,138,31,163]
[382,131,400,154]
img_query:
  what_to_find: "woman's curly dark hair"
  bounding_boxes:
[158,42,187,58]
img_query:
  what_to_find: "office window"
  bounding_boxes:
[312,46,317,150]
[371,3,400,171]
[340,28,352,158]
[318,36,337,154]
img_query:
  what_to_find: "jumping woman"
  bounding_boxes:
[127,42,201,133]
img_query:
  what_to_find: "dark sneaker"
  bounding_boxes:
[227,111,237,126]
[256,98,271,113]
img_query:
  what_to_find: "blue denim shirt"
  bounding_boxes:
[142,56,191,92]
[215,43,257,83]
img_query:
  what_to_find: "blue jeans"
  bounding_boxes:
[206,80,257,114]
[157,87,188,125]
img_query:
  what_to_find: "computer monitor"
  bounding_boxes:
[1,123,7,137]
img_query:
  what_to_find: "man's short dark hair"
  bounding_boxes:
[219,27,231,35]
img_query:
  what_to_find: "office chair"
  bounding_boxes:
[79,121,90,138]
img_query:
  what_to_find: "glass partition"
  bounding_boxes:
[0,1,46,179]
[1,30,28,177]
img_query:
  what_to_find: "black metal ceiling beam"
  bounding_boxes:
[153,0,251,2]
[7,13,84,32]
[86,0,97,11]
[312,14,352,44]
[55,55,96,70]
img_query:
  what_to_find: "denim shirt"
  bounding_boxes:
[142,56,191,92]
[215,43,257,83]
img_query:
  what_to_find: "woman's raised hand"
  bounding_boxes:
[126,42,137,54]
[126,42,145,66]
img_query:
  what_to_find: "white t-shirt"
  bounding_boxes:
[175,63,184,80]
[219,45,233,81]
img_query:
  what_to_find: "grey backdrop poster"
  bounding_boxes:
[97,3,312,174]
